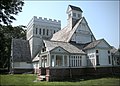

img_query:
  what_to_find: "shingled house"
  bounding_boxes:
[11,5,120,80]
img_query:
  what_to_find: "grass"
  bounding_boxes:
[0,74,120,86]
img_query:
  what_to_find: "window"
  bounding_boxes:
[108,50,110,54]
[108,56,111,64]
[56,55,63,66]
[36,28,38,34]
[96,55,100,65]
[96,50,99,53]
[73,13,76,17]
[47,29,49,36]
[54,30,56,33]
[43,29,45,35]
[64,55,67,66]
[78,14,81,18]
[51,55,54,67]
[39,28,41,35]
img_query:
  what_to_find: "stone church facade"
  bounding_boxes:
[11,5,120,81]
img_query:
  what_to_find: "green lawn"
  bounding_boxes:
[0,74,120,86]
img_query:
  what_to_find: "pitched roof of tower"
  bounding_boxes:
[43,40,86,54]
[11,39,32,62]
[69,5,83,12]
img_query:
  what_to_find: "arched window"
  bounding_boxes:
[43,29,45,35]
[47,29,49,36]
[39,28,41,35]
[54,30,56,33]
[36,28,38,34]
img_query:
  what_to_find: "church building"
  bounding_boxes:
[11,5,120,81]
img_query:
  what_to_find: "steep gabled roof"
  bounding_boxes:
[83,39,102,50]
[51,17,83,42]
[84,39,112,50]
[11,39,32,62]
[69,5,83,12]
[43,40,85,54]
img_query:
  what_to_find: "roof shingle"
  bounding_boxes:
[11,39,32,62]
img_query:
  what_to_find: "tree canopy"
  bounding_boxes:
[0,25,26,69]
[0,0,24,25]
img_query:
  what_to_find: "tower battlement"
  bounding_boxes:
[33,16,61,24]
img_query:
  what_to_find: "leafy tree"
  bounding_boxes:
[0,0,24,25]
[0,25,26,70]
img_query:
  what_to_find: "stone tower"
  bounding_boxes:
[27,16,61,58]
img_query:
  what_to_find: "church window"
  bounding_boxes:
[108,56,111,64]
[36,28,38,34]
[39,28,41,35]
[54,30,56,33]
[64,55,67,66]
[47,29,49,36]
[96,50,99,53]
[96,55,100,65]
[56,55,63,67]
[108,50,110,54]
[43,29,45,35]
[78,14,81,18]
[73,13,76,17]
[51,55,54,67]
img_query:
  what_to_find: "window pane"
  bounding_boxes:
[51,55,54,67]
[108,56,111,64]
[43,29,45,35]
[47,29,49,36]
[39,28,41,35]
[64,55,67,66]
[96,55,100,65]
[36,28,38,34]
[56,55,63,66]
[73,13,76,17]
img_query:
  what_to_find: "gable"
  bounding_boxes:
[70,17,95,43]
[96,39,111,49]
[50,46,69,54]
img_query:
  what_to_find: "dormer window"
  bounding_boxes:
[73,13,76,17]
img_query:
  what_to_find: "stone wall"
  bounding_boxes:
[43,66,120,81]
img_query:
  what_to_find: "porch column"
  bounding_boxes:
[67,55,69,67]
[40,55,42,67]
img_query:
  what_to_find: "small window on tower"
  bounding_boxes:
[47,29,49,36]
[43,29,45,35]
[73,13,76,17]
[78,14,81,18]
[36,28,38,34]
[39,28,41,35]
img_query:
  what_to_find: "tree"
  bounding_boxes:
[0,0,24,25]
[0,25,26,69]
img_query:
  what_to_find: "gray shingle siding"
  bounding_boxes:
[11,39,32,62]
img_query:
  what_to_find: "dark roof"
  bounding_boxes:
[69,5,83,12]
[11,39,32,62]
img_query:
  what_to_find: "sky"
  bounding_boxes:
[12,1,119,48]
